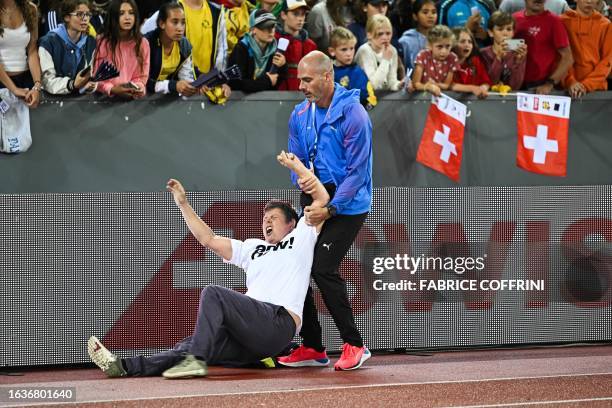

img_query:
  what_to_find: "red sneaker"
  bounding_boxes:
[277,345,330,367]
[334,343,371,371]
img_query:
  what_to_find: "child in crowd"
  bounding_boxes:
[398,0,436,71]
[480,11,527,91]
[275,0,317,90]
[306,0,353,52]
[450,27,491,98]
[513,0,573,94]
[94,0,150,98]
[410,24,458,96]
[329,27,377,108]
[561,0,612,98]
[355,14,402,91]
[223,0,256,55]
[228,9,287,92]
[256,0,282,16]
[145,2,198,96]
[39,0,97,95]
[348,0,390,48]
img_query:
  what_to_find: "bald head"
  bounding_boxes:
[299,51,333,75]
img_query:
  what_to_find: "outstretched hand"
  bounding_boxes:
[166,178,187,207]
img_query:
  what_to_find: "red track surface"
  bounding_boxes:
[1,345,612,407]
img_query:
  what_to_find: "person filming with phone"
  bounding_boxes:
[480,11,527,91]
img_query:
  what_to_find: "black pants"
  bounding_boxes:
[299,188,368,351]
[122,285,296,376]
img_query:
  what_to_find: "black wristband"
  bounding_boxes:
[326,204,337,218]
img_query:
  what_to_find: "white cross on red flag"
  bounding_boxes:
[416,94,467,182]
[516,93,571,177]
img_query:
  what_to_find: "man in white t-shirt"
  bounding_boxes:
[88,151,329,379]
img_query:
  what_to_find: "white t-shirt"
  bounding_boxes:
[224,217,318,330]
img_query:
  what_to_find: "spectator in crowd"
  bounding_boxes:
[145,2,199,96]
[410,24,458,96]
[329,27,377,108]
[39,0,61,36]
[389,0,414,50]
[513,0,573,93]
[275,0,317,90]
[222,0,256,55]
[135,0,166,19]
[499,0,569,15]
[348,0,390,47]
[142,0,228,76]
[398,0,436,70]
[306,0,354,52]
[0,0,42,108]
[438,0,496,44]
[450,27,491,97]
[481,11,526,90]
[561,0,612,98]
[39,0,97,95]
[94,0,150,98]
[141,0,231,103]
[228,9,287,92]
[256,0,282,17]
[355,14,402,90]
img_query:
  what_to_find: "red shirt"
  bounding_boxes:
[453,55,492,86]
[275,30,317,91]
[513,10,569,86]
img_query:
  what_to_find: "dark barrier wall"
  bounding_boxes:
[2,91,612,193]
[1,187,611,367]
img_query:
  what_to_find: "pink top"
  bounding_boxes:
[415,49,459,84]
[94,37,150,97]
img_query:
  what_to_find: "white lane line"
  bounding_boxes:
[446,397,612,408]
[7,371,612,406]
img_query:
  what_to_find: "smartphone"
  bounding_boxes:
[78,65,91,77]
[123,81,140,90]
[506,38,525,51]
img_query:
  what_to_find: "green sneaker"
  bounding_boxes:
[260,357,276,368]
[87,336,127,378]
[162,354,207,379]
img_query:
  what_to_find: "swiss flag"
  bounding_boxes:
[416,94,467,182]
[516,93,571,177]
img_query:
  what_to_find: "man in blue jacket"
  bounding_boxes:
[279,50,373,371]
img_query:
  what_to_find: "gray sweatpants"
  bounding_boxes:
[123,285,296,376]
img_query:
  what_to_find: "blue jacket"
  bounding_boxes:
[38,25,96,79]
[288,85,373,215]
[334,63,377,110]
[398,29,427,71]
[438,0,494,30]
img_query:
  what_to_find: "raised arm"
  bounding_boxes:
[277,150,330,208]
[166,178,233,260]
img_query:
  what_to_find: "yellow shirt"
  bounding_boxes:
[179,0,214,73]
[159,42,181,80]
[226,1,254,55]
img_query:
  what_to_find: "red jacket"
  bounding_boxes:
[275,27,317,90]
[453,55,492,86]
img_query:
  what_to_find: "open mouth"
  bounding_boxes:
[266,226,273,236]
